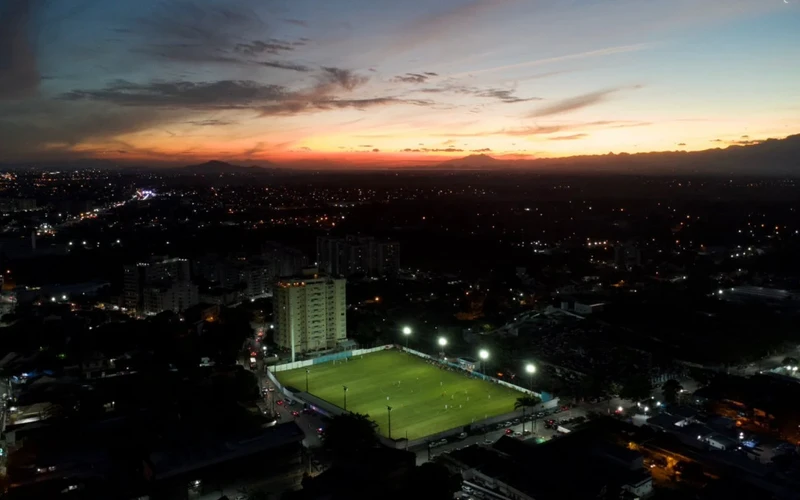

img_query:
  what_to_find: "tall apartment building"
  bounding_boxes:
[123,257,194,315]
[194,254,284,299]
[143,281,199,315]
[274,268,346,361]
[614,244,642,271]
[316,236,400,277]
[262,242,308,278]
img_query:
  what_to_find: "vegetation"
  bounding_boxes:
[277,350,522,440]
[619,374,653,402]
[323,412,379,458]
[514,395,542,411]
[661,379,684,404]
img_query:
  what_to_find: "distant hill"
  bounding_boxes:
[182,160,280,174]
[437,153,503,169]
[435,134,800,175]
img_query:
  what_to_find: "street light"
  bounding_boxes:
[305,368,310,393]
[343,385,348,411]
[479,349,489,373]
[438,337,448,358]
[525,363,536,389]
[402,326,412,348]
[387,406,393,439]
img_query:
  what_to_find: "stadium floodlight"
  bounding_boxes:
[438,337,447,347]
[525,363,536,389]
[479,349,489,373]
[402,326,412,348]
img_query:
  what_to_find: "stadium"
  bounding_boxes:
[273,347,537,441]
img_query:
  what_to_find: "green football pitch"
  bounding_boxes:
[275,350,523,440]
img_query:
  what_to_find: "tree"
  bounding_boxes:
[619,375,653,402]
[323,412,378,458]
[514,395,542,411]
[688,367,715,387]
[408,462,460,499]
[661,379,684,404]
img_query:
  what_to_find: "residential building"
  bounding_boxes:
[274,268,346,360]
[316,235,400,277]
[262,242,308,278]
[614,243,642,270]
[123,257,192,314]
[143,281,199,315]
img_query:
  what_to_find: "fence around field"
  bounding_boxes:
[401,346,553,402]
[270,345,390,372]
[267,344,559,449]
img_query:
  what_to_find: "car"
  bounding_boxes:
[512,419,520,425]
[505,428,513,435]
[292,411,300,417]
[457,432,468,440]
[483,438,493,444]
[276,400,284,406]
[523,430,532,436]
[513,431,523,437]
[287,400,297,406]
[317,427,325,435]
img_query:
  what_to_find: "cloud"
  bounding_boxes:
[359,144,373,148]
[131,2,265,65]
[528,87,639,118]
[318,67,369,92]
[390,0,515,55]
[418,83,538,104]
[62,80,287,109]
[234,39,296,56]
[710,139,723,143]
[475,89,541,104]
[741,135,749,139]
[0,0,40,99]
[283,18,308,27]
[372,148,380,152]
[455,44,651,77]
[392,73,432,84]
[0,99,174,159]
[548,133,588,141]
[432,120,650,138]
[677,142,686,146]
[401,147,464,153]
[424,72,439,77]
[471,148,492,152]
[258,97,434,117]
[255,60,312,72]
[187,119,234,126]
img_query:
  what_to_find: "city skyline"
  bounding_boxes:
[1,0,799,167]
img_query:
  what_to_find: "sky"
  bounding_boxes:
[0,0,799,167]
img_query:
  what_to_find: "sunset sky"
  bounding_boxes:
[1,0,799,166]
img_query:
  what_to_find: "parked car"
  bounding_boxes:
[292,411,300,417]
[505,428,513,435]
[457,432,468,440]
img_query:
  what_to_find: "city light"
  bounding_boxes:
[438,337,447,347]
[403,326,412,335]
[525,363,536,374]
[479,349,489,360]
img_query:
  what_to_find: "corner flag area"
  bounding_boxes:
[275,350,523,440]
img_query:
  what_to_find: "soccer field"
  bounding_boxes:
[275,350,523,440]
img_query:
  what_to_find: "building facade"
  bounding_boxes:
[316,235,400,277]
[274,268,346,360]
[123,257,193,314]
